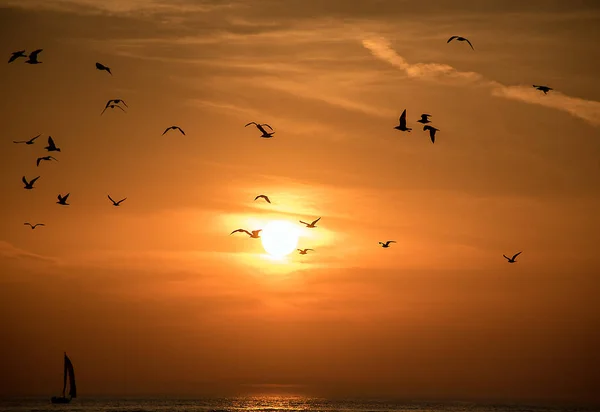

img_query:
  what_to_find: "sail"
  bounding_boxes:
[62,354,68,397]
[65,354,77,398]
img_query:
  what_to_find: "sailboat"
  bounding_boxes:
[51,352,77,404]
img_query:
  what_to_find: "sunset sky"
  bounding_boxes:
[1,0,599,404]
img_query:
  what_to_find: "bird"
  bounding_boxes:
[297,248,314,255]
[8,50,27,63]
[254,194,271,203]
[533,85,553,95]
[104,99,128,109]
[24,223,45,229]
[394,110,412,132]
[447,36,474,50]
[25,49,43,64]
[56,193,70,206]
[245,122,275,138]
[379,241,396,248]
[503,251,522,263]
[299,217,321,228]
[423,125,439,143]
[36,156,58,167]
[417,114,432,124]
[162,126,185,135]
[230,229,262,238]
[95,62,112,75]
[44,136,61,152]
[13,134,41,145]
[22,176,40,190]
[108,195,127,206]
[101,104,126,115]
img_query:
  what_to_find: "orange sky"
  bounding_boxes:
[0,0,599,404]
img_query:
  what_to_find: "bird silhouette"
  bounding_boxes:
[57,193,70,206]
[230,229,262,238]
[394,110,412,132]
[423,125,439,143]
[379,241,396,248]
[25,49,43,64]
[503,251,522,263]
[297,248,314,255]
[417,114,432,124]
[44,136,61,152]
[95,62,112,75]
[245,122,275,138]
[13,134,41,145]
[101,104,126,115]
[37,156,58,167]
[447,36,474,50]
[300,217,321,228]
[102,99,128,115]
[8,50,27,63]
[24,222,45,229]
[108,195,127,206]
[254,194,271,203]
[533,85,552,94]
[162,126,185,135]
[22,176,40,190]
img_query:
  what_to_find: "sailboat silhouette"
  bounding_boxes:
[51,352,77,404]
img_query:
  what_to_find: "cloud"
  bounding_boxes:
[0,241,58,263]
[362,37,600,127]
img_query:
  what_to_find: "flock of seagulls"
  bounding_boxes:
[8,35,537,263]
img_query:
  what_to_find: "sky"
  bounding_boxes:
[0,0,599,404]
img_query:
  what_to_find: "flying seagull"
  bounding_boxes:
[108,195,127,206]
[245,122,275,138]
[417,114,432,124]
[230,229,262,238]
[394,109,412,132]
[13,134,41,145]
[101,104,126,115]
[102,99,128,112]
[22,176,40,190]
[56,193,70,206]
[423,125,439,143]
[95,62,112,75]
[37,156,58,167]
[25,49,43,64]
[44,136,61,152]
[24,222,45,229]
[447,36,474,50]
[297,248,314,255]
[533,85,552,95]
[162,126,185,135]
[254,194,271,204]
[8,50,27,63]
[503,251,522,263]
[379,241,396,248]
[299,217,321,228]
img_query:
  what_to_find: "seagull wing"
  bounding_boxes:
[245,122,257,127]
[36,224,45,227]
[256,124,267,134]
[262,124,273,131]
[465,39,474,50]
[29,134,41,142]
[512,251,522,260]
[231,229,251,236]
[447,36,458,43]
[24,223,32,227]
[30,176,40,184]
[117,198,127,204]
[63,193,70,201]
[108,194,116,204]
[48,136,55,147]
[36,158,42,167]
[306,249,314,251]
[503,254,510,261]
[22,176,28,185]
[162,127,170,135]
[177,127,185,135]
[30,49,43,58]
[299,220,309,226]
[115,105,125,112]
[399,109,407,127]
[311,217,321,225]
[13,141,25,143]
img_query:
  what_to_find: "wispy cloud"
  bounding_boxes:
[0,241,58,263]
[362,37,600,127]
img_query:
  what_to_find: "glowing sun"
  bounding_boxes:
[261,220,300,258]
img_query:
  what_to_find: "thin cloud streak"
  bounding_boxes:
[362,37,600,127]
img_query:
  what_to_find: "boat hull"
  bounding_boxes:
[51,396,71,404]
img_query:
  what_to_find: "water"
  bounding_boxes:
[0,397,596,412]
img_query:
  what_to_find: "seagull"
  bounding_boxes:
[108,195,127,206]
[447,36,474,50]
[56,193,70,206]
[8,50,27,63]
[394,109,412,132]
[24,223,45,229]
[254,194,271,204]
[297,248,314,255]
[162,126,185,135]
[13,134,41,145]
[503,251,522,263]
[230,229,262,238]
[417,114,432,124]
[103,99,128,110]
[101,104,126,115]
[25,49,43,64]
[379,241,396,248]
[22,176,40,190]
[533,85,553,95]
[95,62,112,75]
[245,122,275,138]
[299,217,321,228]
[423,125,439,143]
[37,156,58,167]
[44,136,61,152]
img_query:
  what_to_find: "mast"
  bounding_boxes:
[62,352,67,397]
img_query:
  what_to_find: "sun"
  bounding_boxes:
[261,220,300,258]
